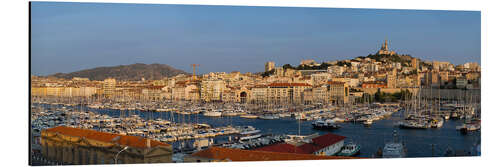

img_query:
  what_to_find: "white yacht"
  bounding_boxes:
[363,119,373,126]
[236,126,262,141]
[312,119,340,129]
[240,114,258,119]
[203,111,222,117]
[258,114,279,120]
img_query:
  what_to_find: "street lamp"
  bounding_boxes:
[114,146,129,164]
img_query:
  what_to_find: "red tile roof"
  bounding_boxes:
[311,133,346,148]
[255,143,309,154]
[268,83,312,87]
[176,81,188,85]
[297,143,324,154]
[191,147,360,161]
[43,126,170,149]
[254,133,346,154]
[327,81,345,85]
[252,85,268,88]
[362,81,385,84]
[144,85,165,89]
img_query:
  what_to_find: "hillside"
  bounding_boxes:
[49,63,189,81]
[358,53,415,66]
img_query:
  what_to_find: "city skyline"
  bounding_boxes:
[30,2,483,165]
[31,2,480,76]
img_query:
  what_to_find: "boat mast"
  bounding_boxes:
[438,87,441,117]
[296,102,302,139]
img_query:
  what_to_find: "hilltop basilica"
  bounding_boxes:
[376,39,397,56]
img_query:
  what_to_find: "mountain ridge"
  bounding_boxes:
[48,63,189,81]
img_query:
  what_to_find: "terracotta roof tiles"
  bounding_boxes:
[254,143,309,154]
[254,133,346,154]
[268,83,312,87]
[311,133,346,148]
[43,126,170,149]
[191,147,361,161]
[327,81,345,85]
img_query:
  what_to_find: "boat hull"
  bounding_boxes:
[337,144,361,156]
[312,124,341,130]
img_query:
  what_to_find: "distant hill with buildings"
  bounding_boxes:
[359,40,415,65]
[49,63,188,81]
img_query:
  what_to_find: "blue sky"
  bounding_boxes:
[30,2,480,75]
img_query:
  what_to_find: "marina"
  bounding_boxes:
[27,3,484,166]
[31,100,480,158]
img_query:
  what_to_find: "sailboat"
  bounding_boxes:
[456,92,481,134]
[430,88,444,128]
[399,86,429,129]
[456,119,481,134]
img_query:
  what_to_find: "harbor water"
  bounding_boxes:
[36,103,481,158]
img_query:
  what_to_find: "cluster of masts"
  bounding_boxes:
[398,87,480,130]
[31,102,242,143]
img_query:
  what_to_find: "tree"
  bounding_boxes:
[283,64,294,70]
[261,69,276,77]
[336,61,352,67]
[319,62,331,69]
[374,88,383,102]
[398,89,412,101]
[360,93,373,103]
[374,88,411,103]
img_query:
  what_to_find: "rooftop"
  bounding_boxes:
[190,147,360,161]
[43,126,170,149]
[327,81,346,85]
[268,83,312,87]
[255,133,346,154]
